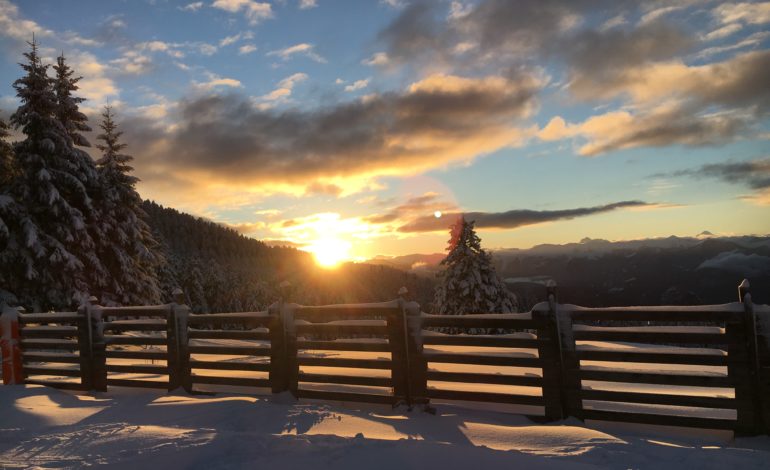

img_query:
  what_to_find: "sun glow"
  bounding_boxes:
[308,237,352,268]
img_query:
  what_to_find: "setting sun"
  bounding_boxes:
[308,237,352,268]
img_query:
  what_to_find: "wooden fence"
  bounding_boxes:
[2,281,769,435]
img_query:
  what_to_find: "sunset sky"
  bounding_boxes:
[1,0,769,263]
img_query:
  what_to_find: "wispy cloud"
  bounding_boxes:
[211,0,273,25]
[398,201,657,233]
[267,43,327,63]
[344,78,370,92]
[299,0,318,10]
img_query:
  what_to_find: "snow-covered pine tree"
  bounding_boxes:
[0,113,16,251]
[1,38,100,310]
[52,52,109,296]
[433,216,517,319]
[94,106,162,305]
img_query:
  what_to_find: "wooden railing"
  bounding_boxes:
[2,281,769,435]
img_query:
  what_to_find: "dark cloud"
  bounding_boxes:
[125,73,541,187]
[363,192,458,225]
[661,158,770,190]
[398,200,652,233]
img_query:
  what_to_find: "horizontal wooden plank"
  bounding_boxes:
[103,322,167,332]
[574,331,728,344]
[423,335,539,348]
[298,373,392,387]
[106,364,168,375]
[294,307,399,322]
[580,409,735,430]
[296,389,394,405]
[22,352,81,364]
[187,314,272,328]
[191,375,271,388]
[297,340,391,352]
[570,309,740,323]
[106,350,167,360]
[579,369,733,388]
[189,360,270,372]
[24,366,81,377]
[24,379,84,390]
[580,389,736,409]
[420,316,543,329]
[21,339,78,351]
[188,330,270,341]
[427,389,544,406]
[424,353,541,368]
[106,378,168,389]
[20,313,81,324]
[298,357,392,369]
[577,350,728,366]
[188,345,271,356]
[20,327,78,338]
[427,371,542,387]
[100,306,170,318]
[295,324,388,336]
[104,336,167,346]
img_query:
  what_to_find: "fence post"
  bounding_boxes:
[86,296,107,392]
[0,302,23,385]
[536,282,566,420]
[268,300,285,393]
[736,280,765,434]
[76,302,93,390]
[551,283,583,420]
[402,288,428,406]
[389,289,409,404]
[271,281,298,397]
[168,288,191,392]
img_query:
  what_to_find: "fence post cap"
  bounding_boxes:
[398,286,408,297]
[16,306,26,313]
[172,288,185,304]
[88,296,98,304]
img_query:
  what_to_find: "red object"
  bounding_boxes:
[1,308,23,385]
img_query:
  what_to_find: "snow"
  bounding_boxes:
[2,384,770,469]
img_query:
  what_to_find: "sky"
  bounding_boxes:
[0,0,769,264]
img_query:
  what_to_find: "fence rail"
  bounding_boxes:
[2,281,769,436]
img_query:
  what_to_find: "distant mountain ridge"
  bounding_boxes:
[365,235,770,308]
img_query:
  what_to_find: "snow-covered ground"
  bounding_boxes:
[2,384,770,470]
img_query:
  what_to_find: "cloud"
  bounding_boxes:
[238,44,257,54]
[192,75,243,91]
[362,52,389,66]
[344,78,370,92]
[267,43,327,63]
[259,72,308,101]
[180,2,204,12]
[712,2,770,26]
[125,72,542,196]
[212,0,273,25]
[657,158,770,204]
[364,192,458,225]
[299,0,318,9]
[697,251,770,277]
[540,50,770,155]
[219,31,254,47]
[397,200,655,233]
[110,51,154,75]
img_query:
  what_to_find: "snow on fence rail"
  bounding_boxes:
[2,281,769,435]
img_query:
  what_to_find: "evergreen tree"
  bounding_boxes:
[53,53,91,147]
[0,38,101,310]
[433,216,517,317]
[0,113,16,251]
[95,107,162,305]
